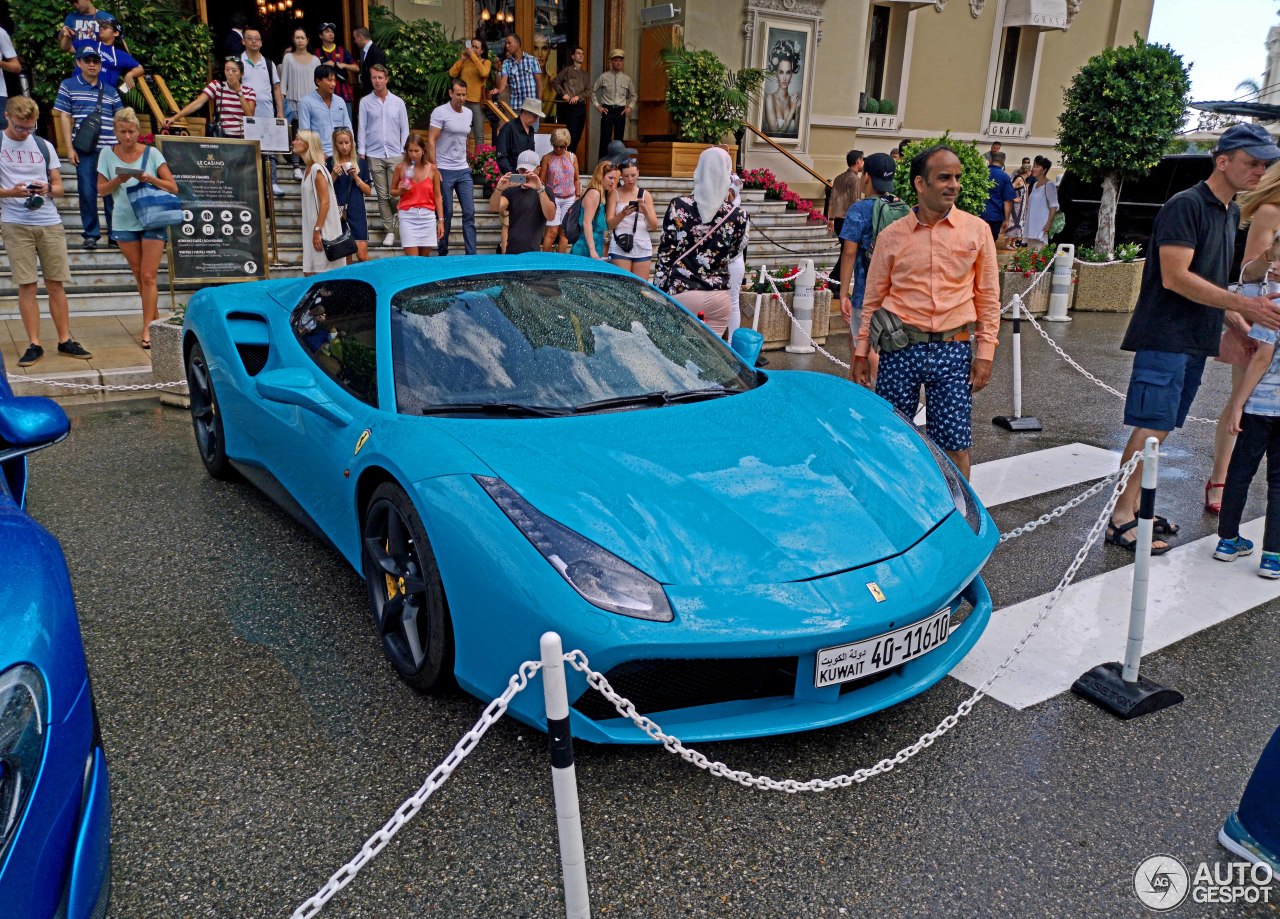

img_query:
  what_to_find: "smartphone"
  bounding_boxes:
[26,183,42,191]
[117,167,144,177]
[509,174,527,186]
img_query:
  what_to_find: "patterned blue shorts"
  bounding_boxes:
[875,340,973,451]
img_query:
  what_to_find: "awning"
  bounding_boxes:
[1003,0,1069,30]
[880,0,934,9]
[1190,101,1280,123]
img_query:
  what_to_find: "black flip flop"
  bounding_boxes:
[1105,519,1171,555]
[1153,515,1178,535]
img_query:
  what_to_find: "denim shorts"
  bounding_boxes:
[876,339,973,451]
[109,228,168,242]
[1123,348,1207,432]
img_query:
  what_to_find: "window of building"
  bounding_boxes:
[291,280,379,407]
[861,2,913,117]
[991,25,1041,120]
[864,5,891,102]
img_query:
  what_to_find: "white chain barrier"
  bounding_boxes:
[4,374,188,392]
[562,451,1143,792]
[290,660,543,919]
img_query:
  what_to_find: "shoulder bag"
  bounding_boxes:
[71,81,105,155]
[613,189,642,253]
[125,147,185,230]
[315,167,357,261]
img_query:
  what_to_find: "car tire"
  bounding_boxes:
[185,341,235,480]
[361,482,454,692]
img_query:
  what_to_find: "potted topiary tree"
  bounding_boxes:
[642,44,763,177]
[1058,35,1190,311]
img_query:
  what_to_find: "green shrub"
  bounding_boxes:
[878,99,896,115]
[864,98,880,114]
[1007,109,1024,124]
[661,44,763,145]
[893,133,993,216]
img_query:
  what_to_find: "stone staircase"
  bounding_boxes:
[0,168,840,319]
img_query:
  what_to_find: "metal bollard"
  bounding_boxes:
[1071,438,1184,719]
[992,295,1042,432]
[540,632,591,918]
[785,258,817,354]
[1044,244,1074,323]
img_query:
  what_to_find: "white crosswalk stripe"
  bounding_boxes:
[970,442,1120,508]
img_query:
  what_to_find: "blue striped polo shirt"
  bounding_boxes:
[54,73,123,149]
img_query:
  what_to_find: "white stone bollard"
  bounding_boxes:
[785,258,817,354]
[1044,244,1074,323]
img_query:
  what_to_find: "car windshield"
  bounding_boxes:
[391,272,757,415]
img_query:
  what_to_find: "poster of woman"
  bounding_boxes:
[761,28,807,140]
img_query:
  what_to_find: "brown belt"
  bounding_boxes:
[902,323,970,345]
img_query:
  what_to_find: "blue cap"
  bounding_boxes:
[1213,123,1280,162]
[75,47,101,61]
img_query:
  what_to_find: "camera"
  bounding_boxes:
[509,174,527,186]
[23,184,44,211]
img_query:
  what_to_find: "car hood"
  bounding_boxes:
[450,372,956,587]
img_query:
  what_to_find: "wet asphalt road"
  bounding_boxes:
[26,312,1280,918]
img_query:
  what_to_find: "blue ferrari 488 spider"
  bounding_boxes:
[182,255,997,743]
[0,356,111,917]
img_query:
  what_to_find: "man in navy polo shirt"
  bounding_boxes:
[982,150,1017,242]
[53,48,122,248]
[1108,123,1280,552]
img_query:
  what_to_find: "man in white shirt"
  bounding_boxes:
[429,78,477,256]
[0,97,92,366]
[240,28,285,197]
[0,26,19,131]
[357,63,408,248]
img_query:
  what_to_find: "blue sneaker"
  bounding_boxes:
[1261,554,1280,579]
[1214,536,1255,561]
[1219,811,1280,872]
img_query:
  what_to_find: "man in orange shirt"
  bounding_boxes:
[852,145,1000,478]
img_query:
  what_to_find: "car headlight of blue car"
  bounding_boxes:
[0,664,47,864]
[477,475,674,622]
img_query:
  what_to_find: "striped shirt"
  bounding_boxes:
[500,53,541,110]
[202,81,256,138]
[54,74,123,149]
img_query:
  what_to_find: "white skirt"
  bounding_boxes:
[399,207,438,249]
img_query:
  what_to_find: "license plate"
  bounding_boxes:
[814,609,952,688]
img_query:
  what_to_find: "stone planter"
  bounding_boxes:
[1000,270,1051,316]
[739,289,833,350]
[1073,259,1145,312]
[148,318,189,409]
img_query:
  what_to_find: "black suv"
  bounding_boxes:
[1057,153,1212,251]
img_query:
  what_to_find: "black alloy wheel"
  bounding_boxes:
[361,482,454,692]
[186,341,234,480]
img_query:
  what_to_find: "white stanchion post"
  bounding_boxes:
[785,258,816,354]
[992,295,1042,432]
[540,632,591,919]
[1071,437,1183,719]
[1122,437,1159,683]
[1044,244,1074,323]
[752,263,767,332]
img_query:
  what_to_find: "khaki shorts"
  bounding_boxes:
[1,222,72,286]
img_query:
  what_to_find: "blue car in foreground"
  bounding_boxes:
[182,255,997,743]
[0,355,111,917]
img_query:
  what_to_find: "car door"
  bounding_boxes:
[254,278,382,539]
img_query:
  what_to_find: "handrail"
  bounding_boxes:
[483,98,512,126]
[740,121,833,189]
[134,76,171,131]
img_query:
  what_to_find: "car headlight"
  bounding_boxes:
[0,664,48,862]
[476,476,674,622]
[895,408,984,535]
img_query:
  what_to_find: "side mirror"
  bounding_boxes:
[255,368,353,426]
[0,396,70,464]
[730,328,764,367]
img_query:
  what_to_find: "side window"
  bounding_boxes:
[291,280,379,406]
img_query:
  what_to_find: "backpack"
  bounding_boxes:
[863,195,911,267]
[561,196,585,244]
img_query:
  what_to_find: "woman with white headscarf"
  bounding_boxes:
[653,146,749,337]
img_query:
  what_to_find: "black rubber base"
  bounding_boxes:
[992,415,1044,432]
[1071,662,1184,720]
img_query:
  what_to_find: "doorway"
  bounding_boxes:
[195,0,367,60]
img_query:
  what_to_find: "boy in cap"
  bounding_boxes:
[837,151,909,356]
[74,17,143,94]
[1110,122,1280,553]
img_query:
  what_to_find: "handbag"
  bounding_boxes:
[868,308,910,354]
[72,82,105,155]
[124,147,184,230]
[206,86,227,138]
[315,168,358,261]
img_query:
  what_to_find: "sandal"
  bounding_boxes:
[140,338,151,350]
[1153,515,1179,535]
[1205,480,1225,515]
[1105,519,1171,555]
